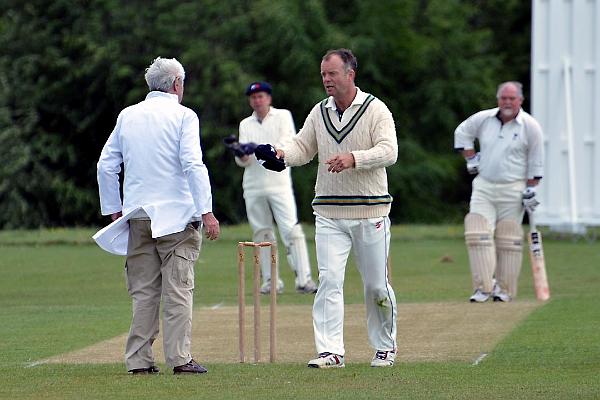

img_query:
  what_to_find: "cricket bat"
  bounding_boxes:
[526,210,550,301]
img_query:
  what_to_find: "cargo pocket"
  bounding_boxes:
[172,247,199,289]
[124,262,132,293]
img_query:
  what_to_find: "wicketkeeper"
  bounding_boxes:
[454,81,545,302]
[225,81,317,295]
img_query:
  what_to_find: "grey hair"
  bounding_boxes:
[323,48,358,73]
[144,57,185,92]
[496,81,524,99]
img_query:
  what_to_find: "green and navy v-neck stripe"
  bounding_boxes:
[312,194,393,207]
[320,95,375,144]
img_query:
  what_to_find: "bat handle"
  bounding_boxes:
[527,208,537,232]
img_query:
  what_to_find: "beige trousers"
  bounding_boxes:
[124,220,201,370]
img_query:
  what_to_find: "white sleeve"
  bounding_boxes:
[179,110,213,214]
[97,118,124,215]
[274,110,296,148]
[454,111,487,150]
[526,117,544,179]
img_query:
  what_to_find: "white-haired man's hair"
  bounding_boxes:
[144,57,185,92]
[496,81,524,99]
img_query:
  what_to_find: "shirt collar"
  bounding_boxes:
[325,87,369,111]
[251,106,272,122]
[146,91,179,102]
[494,107,524,125]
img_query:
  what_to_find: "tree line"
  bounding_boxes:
[0,0,530,228]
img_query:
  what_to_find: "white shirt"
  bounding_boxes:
[454,108,544,183]
[236,107,295,197]
[97,91,213,240]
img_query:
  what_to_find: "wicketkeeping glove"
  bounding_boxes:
[223,135,257,158]
[465,152,480,175]
[254,144,286,172]
[522,186,540,212]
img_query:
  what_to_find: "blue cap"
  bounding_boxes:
[245,81,272,96]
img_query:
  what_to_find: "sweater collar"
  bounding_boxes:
[324,87,369,111]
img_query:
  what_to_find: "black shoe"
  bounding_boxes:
[173,359,208,374]
[129,365,160,375]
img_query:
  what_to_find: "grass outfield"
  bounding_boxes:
[0,224,598,399]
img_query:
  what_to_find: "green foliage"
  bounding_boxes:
[0,1,532,227]
[389,138,467,223]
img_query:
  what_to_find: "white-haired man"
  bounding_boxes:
[455,81,544,303]
[97,57,219,374]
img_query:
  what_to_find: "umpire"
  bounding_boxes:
[97,57,219,374]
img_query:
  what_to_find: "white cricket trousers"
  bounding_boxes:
[470,175,526,230]
[313,214,397,356]
[245,189,299,243]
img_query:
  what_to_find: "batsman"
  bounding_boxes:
[224,81,317,295]
[454,81,545,302]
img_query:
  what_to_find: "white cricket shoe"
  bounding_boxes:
[307,352,345,368]
[492,283,512,302]
[370,350,396,367]
[260,279,284,295]
[296,279,318,294]
[469,289,490,303]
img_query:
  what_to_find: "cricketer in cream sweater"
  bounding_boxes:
[275,49,398,368]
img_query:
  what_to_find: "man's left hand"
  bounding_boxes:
[326,153,355,173]
[202,212,220,240]
[522,186,540,212]
[111,211,122,221]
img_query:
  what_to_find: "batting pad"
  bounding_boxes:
[286,224,311,287]
[495,219,523,298]
[253,228,278,283]
[464,213,495,293]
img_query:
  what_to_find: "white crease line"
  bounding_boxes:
[472,352,488,366]
[210,302,224,310]
[25,360,49,368]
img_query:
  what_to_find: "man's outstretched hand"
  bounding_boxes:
[254,144,286,172]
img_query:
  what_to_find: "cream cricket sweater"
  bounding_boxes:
[282,88,397,219]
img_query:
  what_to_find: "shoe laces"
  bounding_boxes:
[375,351,390,360]
[318,352,342,364]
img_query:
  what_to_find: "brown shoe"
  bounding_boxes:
[173,359,208,374]
[129,365,160,375]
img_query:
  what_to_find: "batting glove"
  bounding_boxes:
[465,152,480,175]
[522,186,540,212]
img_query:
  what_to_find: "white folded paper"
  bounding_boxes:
[92,207,142,256]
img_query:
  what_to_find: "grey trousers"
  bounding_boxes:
[124,220,201,370]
